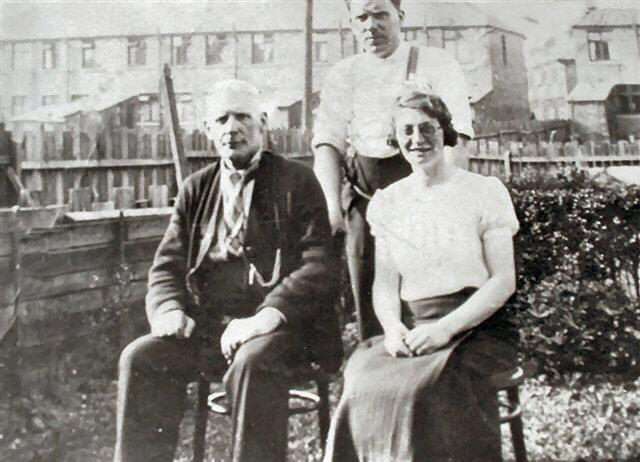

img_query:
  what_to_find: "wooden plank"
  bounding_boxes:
[0,283,16,306]
[20,243,117,278]
[20,267,114,301]
[55,171,64,205]
[0,233,13,256]
[16,309,105,347]
[162,64,188,188]
[20,159,174,169]
[20,222,117,252]
[18,287,106,324]
[127,216,169,240]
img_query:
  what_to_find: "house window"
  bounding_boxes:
[176,93,194,122]
[42,95,59,106]
[171,36,191,65]
[617,85,640,114]
[12,43,31,70]
[127,37,146,67]
[501,35,507,65]
[588,32,609,61]
[71,94,89,101]
[442,30,459,57]
[403,30,419,42]
[206,34,230,65]
[251,33,274,64]
[313,35,328,62]
[12,95,28,116]
[42,42,56,69]
[138,97,160,123]
[82,40,96,68]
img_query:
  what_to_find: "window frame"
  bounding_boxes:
[12,43,32,70]
[170,35,191,66]
[81,40,96,68]
[251,32,274,64]
[11,95,28,116]
[587,32,610,61]
[441,29,459,57]
[127,37,147,67]
[205,33,229,65]
[41,95,59,106]
[313,34,328,63]
[501,34,508,65]
[42,42,56,70]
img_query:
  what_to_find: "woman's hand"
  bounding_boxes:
[383,324,412,358]
[404,323,452,356]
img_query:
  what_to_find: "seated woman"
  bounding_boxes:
[324,86,520,462]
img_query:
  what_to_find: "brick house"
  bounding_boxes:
[1,1,530,132]
[529,7,640,140]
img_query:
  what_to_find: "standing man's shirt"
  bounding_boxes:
[313,41,474,159]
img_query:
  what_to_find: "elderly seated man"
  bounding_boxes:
[114,79,342,462]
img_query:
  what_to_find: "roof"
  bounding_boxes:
[1,1,349,41]
[1,0,523,42]
[10,99,88,123]
[9,74,160,124]
[528,33,575,68]
[573,7,640,28]
[567,77,640,102]
[403,1,522,37]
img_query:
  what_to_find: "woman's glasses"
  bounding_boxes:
[403,122,442,138]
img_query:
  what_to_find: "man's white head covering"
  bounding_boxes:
[204,79,266,127]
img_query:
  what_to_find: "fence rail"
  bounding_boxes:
[6,126,640,208]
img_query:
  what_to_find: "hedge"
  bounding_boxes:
[506,169,640,382]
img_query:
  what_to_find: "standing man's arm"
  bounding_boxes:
[313,144,344,233]
[312,61,352,233]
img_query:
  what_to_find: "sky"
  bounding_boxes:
[1,0,639,52]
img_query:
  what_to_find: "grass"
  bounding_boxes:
[2,371,639,461]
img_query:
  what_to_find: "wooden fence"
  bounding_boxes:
[0,209,170,391]
[8,125,640,208]
[467,137,640,179]
[12,126,307,208]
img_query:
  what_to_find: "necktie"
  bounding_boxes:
[224,171,245,256]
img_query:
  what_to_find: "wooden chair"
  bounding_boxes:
[490,360,537,462]
[192,368,331,462]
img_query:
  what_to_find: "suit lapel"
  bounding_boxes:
[245,153,279,251]
[192,162,222,272]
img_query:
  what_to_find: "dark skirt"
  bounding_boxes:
[324,290,516,462]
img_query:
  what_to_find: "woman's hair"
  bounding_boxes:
[392,90,458,147]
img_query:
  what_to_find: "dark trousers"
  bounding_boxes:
[114,330,304,462]
[344,153,412,341]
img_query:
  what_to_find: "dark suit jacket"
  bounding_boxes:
[145,152,343,372]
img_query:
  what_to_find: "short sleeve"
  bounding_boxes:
[312,60,352,155]
[480,177,519,239]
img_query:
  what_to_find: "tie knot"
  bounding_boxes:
[229,172,243,185]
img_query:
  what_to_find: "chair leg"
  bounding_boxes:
[316,377,331,452]
[193,378,210,462]
[507,386,527,462]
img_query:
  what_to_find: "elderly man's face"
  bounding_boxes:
[208,103,263,168]
[350,0,403,58]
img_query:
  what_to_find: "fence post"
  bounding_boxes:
[503,150,511,181]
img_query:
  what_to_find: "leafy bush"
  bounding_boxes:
[506,169,640,382]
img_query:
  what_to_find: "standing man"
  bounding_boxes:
[313,0,474,340]
[115,80,342,462]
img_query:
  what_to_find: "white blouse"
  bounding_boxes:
[312,41,474,159]
[367,168,519,301]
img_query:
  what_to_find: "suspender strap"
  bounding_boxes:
[406,45,419,79]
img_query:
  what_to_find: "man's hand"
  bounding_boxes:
[151,311,195,338]
[404,323,451,356]
[328,206,346,235]
[383,324,412,358]
[220,309,284,363]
